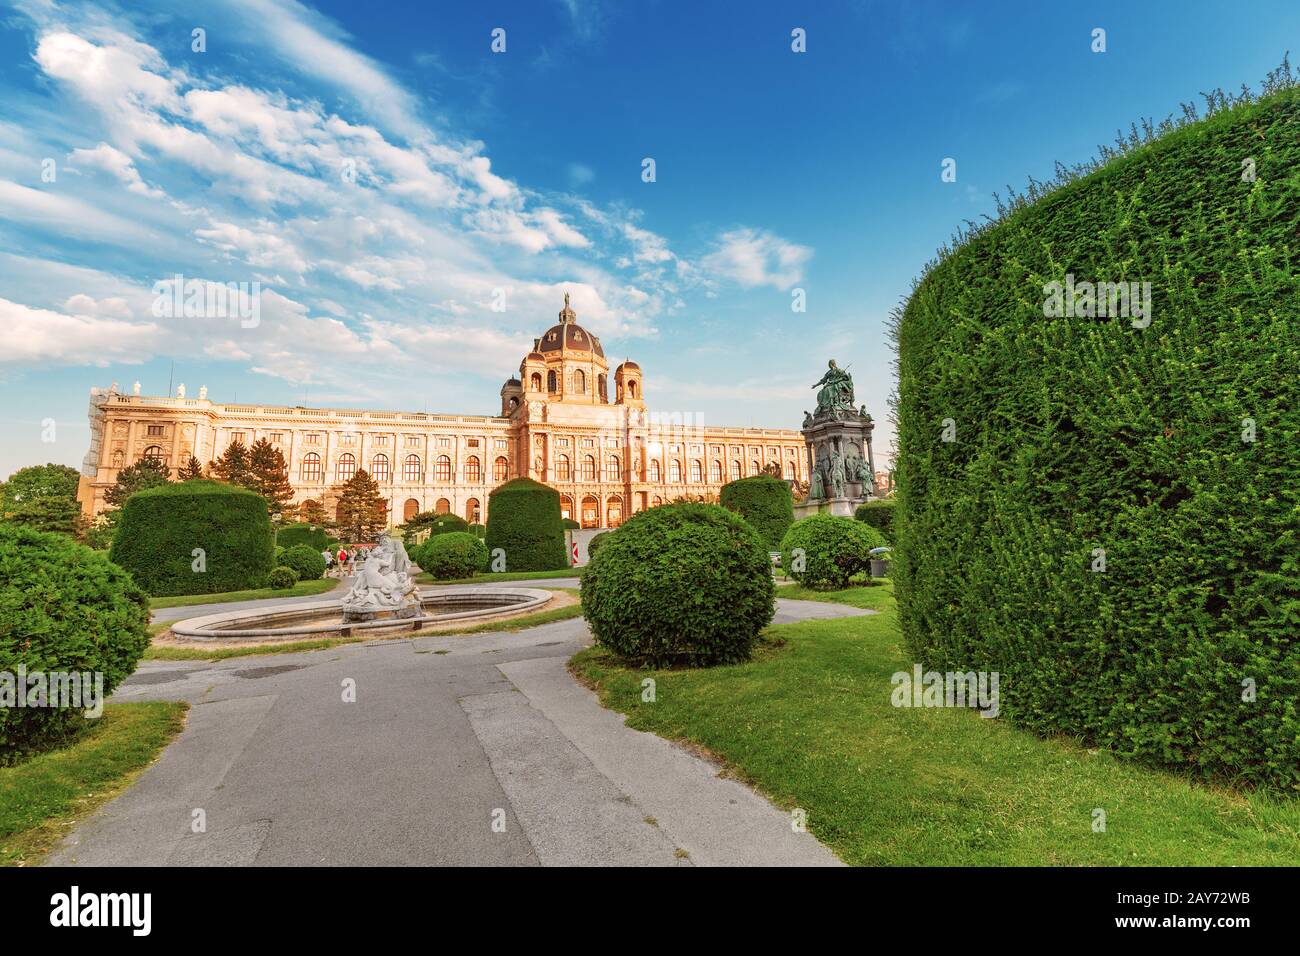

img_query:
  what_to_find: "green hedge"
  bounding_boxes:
[109,480,274,596]
[853,499,896,542]
[268,566,299,589]
[419,532,489,580]
[484,478,568,572]
[0,524,150,762]
[586,531,610,558]
[582,503,775,667]
[279,544,326,581]
[893,85,1300,791]
[277,523,336,552]
[719,475,794,551]
[780,513,885,589]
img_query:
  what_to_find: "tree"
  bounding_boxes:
[210,439,251,486]
[177,454,205,480]
[333,469,386,543]
[298,498,328,527]
[104,456,171,508]
[247,438,295,515]
[1,463,80,510]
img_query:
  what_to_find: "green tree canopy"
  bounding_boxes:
[103,456,171,508]
[333,468,386,543]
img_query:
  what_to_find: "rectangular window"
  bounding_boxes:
[494,438,508,449]
[304,433,319,444]
[467,438,480,448]
[438,436,451,447]
[407,436,420,447]
[374,435,389,446]
[231,431,245,444]
[270,433,283,443]
[146,425,164,436]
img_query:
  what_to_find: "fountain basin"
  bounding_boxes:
[169,587,554,641]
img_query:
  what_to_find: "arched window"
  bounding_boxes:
[750,460,760,476]
[710,460,722,483]
[435,497,450,514]
[337,453,355,482]
[598,374,607,402]
[628,380,638,399]
[606,496,623,527]
[690,460,702,483]
[371,454,390,482]
[607,456,621,481]
[730,460,742,481]
[650,459,661,482]
[530,372,542,391]
[404,454,421,482]
[300,453,322,481]
[582,455,596,481]
[581,495,599,528]
[669,459,682,483]
[784,461,795,479]
[493,456,508,481]
[465,497,480,523]
[403,498,420,522]
[547,370,557,392]
[560,495,574,520]
[573,369,586,393]
[556,455,571,480]
[652,495,662,507]
[465,456,481,482]
[141,445,166,464]
[435,455,451,481]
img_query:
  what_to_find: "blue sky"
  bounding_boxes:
[1,0,1296,480]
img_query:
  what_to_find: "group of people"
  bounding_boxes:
[323,546,375,577]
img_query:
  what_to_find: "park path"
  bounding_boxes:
[50,594,867,867]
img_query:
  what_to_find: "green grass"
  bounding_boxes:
[777,579,895,611]
[0,701,188,866]
[145,589,584,660]
[415,568,581,585]
[570,589,1300,866]
[148,577,339,608]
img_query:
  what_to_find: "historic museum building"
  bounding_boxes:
[78,295,808,528]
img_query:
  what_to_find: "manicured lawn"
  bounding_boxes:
[148,577,339,609]
[415,568,582,585]
[145,589,584,660]
[777,579,895,611]
[569,589,1300,866]
[0,702,188,866]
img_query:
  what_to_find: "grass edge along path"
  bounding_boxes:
[145,589,584,661]
[0,701,188,866]
[415,567,581,585]
[569,586,1300,866]
[149,576,339,609]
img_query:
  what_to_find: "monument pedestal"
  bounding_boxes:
[794,495,860,520]
[797,405,877,518]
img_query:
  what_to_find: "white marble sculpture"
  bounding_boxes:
[341,534,418,620]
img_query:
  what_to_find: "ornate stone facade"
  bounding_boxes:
[78,296,807,528]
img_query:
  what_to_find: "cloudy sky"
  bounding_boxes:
[0,0,1294,479]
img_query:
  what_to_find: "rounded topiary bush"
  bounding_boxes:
[854,499,896,543]
[0,524,150,762]
[586,531,610,557]
[268,565,299,589]
[582,503,775,667]
[420,531,489,580]
[485,478,568,572]
[279,544,326,581]
[109,480,274,596]
[719,475,795,551]
[780,513,885,590]
[893,81,1300,791]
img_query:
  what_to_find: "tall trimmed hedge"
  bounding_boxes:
[1,524,150,762]
[110,480,274,596]
[484,478,568,571]
[893,86,1300,791]
[277,523,336,552]
[582,503,774,666]
[719,475,795,551]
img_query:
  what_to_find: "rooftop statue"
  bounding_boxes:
[811,360,855,418]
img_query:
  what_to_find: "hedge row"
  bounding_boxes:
[719,475,794,551]
[484,478,568,572]
[892,86,1300,791]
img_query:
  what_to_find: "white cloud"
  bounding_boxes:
[0,296,158,365]
[67,142,164,198]
[702,228,812,290]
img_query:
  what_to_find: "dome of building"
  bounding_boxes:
[537,292,605,358]
[616,360,640,372]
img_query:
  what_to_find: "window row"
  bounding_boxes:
[297,453,508,483]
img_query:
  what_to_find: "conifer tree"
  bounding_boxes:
[178,455,205,480]
[210,439,251,487]
[333,468,386,543]
[247,438,295,515]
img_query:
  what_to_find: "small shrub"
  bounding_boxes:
[279,544,326,581]
[109,480,274,596]
[420,532,489,580]
[267,566,299,589]
[719,475,794,551]
[0,524,150,763]
[854,499,896,542]
[780,513,885,589]
[485,478,568,572]
[582,503,775,667]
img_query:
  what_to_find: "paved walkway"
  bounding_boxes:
[53,596,870,866]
